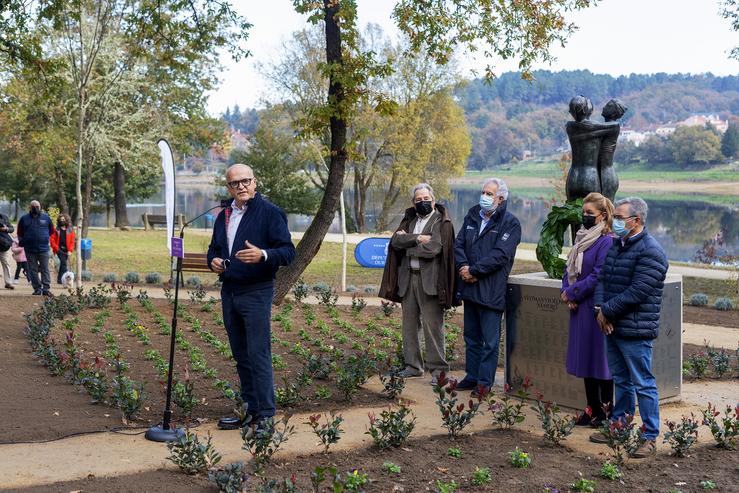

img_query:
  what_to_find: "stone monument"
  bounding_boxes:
[508,96,681,408]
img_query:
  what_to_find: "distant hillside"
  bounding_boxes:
[455,70,739,168]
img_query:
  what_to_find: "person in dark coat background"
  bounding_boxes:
[454,178,521,395]
[379,183,456,385]
[590,196,668,459]
[207,164,296,430]
[17,200,54,296]
[561,192,615,427]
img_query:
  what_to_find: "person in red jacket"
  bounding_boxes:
[50,213,75,285]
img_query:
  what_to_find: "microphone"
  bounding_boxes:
[182,199,230,229]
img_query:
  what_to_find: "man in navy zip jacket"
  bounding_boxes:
[590,197,668,459]
[207,164,295,428]
[17,200,54,296]
[454,178,521,395]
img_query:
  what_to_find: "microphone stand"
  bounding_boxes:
[145,200,229,442]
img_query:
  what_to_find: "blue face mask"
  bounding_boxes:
[479,194,495,212]
[612,218,631,238]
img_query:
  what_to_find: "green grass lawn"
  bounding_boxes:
[82,228,542,289]
[464,161,739,183]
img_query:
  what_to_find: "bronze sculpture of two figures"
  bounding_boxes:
[565,96,627,202]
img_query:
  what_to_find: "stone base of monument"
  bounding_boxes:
[503,272,682,411]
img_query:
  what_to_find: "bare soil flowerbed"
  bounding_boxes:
[1,290,465,443]
[683,305,739,329]
[8,429,739,492]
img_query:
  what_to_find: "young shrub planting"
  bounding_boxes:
[80,356,109,403]
[291,278,310,303]
[81,270,93,281]
[488,378,531,429]
[435,480,458,493]
[167,430,221,475]
[471,466,492,486]
[713,297,734,310]
[382,462,401,474]
[124,272,140,284]
[570,476,596,492]
[433,372,484,438]
[447,447,462,458]
[316,285,338,308]
[598,414,646,465]
[686,352,710,378]
[351,293,367,315]
[186,275,202,288]
[241,415,295,468]
[663,414,700,457]
[306,412,344,453]
[103,273,117,283]
[508,447,531,468]
[701,402,739,449]
[689,293,708,306]
[599,461,621,480]
[208,462,247,493]
[531,391,577,446]
[380,300,397,317]
[145,272,162,284]
[366,402,416,449]
[710,348,731,378]
[379,368,406,399]
[172,367,198,425]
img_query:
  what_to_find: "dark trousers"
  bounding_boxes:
[57,252,69,283]
[463,300,503,388]
[14,261,29,281]
[221,282,275,419]
[584,377,614,420]
[26,250,51,293]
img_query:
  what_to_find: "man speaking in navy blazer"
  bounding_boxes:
[208,163,296,428]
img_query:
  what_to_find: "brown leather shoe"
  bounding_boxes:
[589,431,609,444]
[631,439,657,458]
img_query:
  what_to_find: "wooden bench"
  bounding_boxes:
[180,252,211,273]
[142,213,185,231]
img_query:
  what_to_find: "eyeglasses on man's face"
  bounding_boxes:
[227,177,254,189]
[613,214,637,221]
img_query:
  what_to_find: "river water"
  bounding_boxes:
[80,182,738,263]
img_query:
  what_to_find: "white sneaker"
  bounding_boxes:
[12,279,19,284]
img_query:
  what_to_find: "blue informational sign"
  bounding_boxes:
[354,237,390,268]
[80,238,92,260]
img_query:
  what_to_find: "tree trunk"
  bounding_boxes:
[273,1,347,304]
[375,172,401,232]
[353,166,365,232]
[82,155,93,238]
[106,200,113,228]
[113,161,130,229]
[54,165,69,214]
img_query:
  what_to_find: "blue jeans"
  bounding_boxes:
[463,301,503,388]
[606,336,660,440]
[222,282,275,419]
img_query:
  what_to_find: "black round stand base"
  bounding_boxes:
[144,424,185,442]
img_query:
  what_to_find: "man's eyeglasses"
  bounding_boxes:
[227,178,254,189]
[614,215,637,221]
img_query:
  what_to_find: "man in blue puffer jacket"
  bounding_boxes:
[454,178,521,395]
[207,164,296,430]
[590,196,668,459]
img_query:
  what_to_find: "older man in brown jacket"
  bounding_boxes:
[379,183,457,384]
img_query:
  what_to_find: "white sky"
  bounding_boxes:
[206,0,739,115]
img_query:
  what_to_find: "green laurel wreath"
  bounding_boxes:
[535,199,583,279]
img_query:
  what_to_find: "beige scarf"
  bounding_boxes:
[566,222,605,285]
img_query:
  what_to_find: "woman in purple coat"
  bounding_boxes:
[561,192,615,426]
